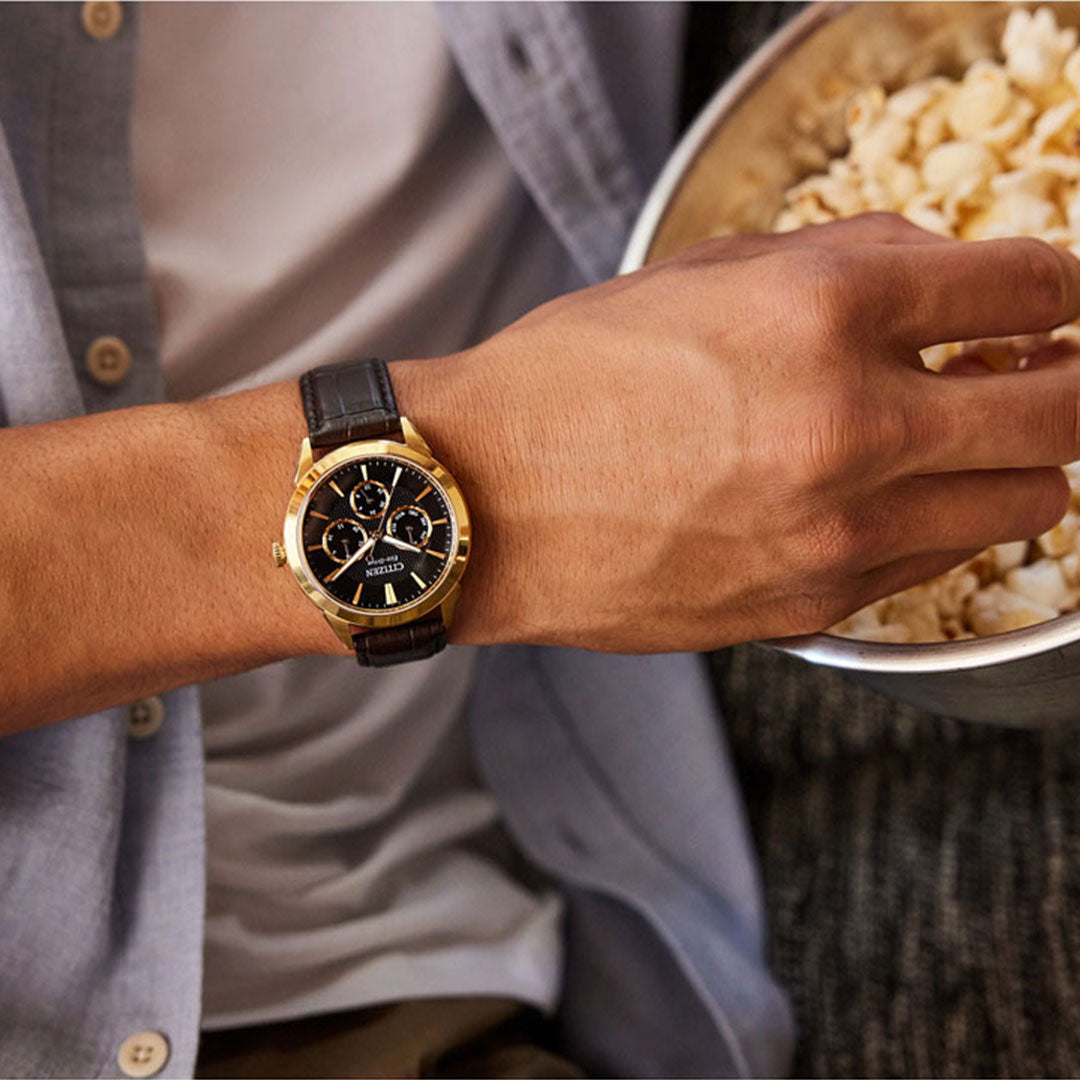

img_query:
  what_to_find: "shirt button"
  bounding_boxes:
[85,335,132,386]
[81,1,123,40]
[128,696,164,739]
[117,1031,169,1078]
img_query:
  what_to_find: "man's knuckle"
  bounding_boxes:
[874,400,917,459]
[791,389,880,486]
[793,249,861,340]
[804,506,865,569]
[854,210,915,242]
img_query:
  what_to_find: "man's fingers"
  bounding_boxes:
[855,548,982,621]
[786,213,950,249]
[917,361,1080,471]
[857,237,1080,347]
[681,212,948,267]
[1022,338,1080,371]
[939,352,993,376]
[865,467,1068,566]
[938,335,1077,375]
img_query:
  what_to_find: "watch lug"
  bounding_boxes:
[440,585,461,631]
[293,437,314,485]
[323,612,355,650]
[400,417,432,456]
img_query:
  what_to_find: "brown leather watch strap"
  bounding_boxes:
[300,357,401,448]
[351,614,447,667]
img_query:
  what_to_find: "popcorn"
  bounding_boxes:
[966,584,1060,635]
[960,190,1061,240]
[772,7,1080,643]
[1034,509,1080,557]
[935,567,980,619]
[1002,7,1077,95]
[875,160,922,206]
[887,77,952,122]
[1062,551,1080,585]
[850,114,913,171]
[1010,99,1080,164]
[1005,558,1078,610]
[991,540,1032,574]
[948,60,1014,139]
[922,140,1000,196]
[881,589,948,642]
[1063,45,1080,94]
[845,85,887,141]
[975,96,1038,151]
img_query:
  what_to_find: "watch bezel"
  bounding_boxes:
[283,438,470,630]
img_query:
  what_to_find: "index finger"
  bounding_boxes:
[859,237,1080,347]
[678,211,948,267]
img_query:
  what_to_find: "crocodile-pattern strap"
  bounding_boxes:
[300,357,401,448]
[352,614,447,667]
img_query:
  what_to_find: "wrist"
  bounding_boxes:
[388,354,526,646]
[197,380,352,658]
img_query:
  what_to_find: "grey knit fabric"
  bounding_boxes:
[713,643,1080,1079]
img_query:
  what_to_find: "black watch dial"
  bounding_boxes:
[300,456,454,611]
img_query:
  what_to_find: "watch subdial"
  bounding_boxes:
[387,505,432,549]
[322,518,368,564]
[350,479,390,519]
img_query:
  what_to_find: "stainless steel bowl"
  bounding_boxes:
[621,1,1080,726]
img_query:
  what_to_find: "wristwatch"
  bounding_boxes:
[272,357,470,666]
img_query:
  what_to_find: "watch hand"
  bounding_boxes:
[382,534,422,554]
[372,470,402,539]
[326,534,376,582]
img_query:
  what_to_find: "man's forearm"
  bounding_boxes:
[1,380,342,732]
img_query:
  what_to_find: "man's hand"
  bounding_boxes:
[394,213,1080,652]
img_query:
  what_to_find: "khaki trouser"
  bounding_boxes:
[195,997,585,1079]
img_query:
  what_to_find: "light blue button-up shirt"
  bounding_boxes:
[0,4,794,1076]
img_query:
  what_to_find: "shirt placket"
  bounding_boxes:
[48,0,164,414]
[437,1,644,285]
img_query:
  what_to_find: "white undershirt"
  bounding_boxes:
[133,1,574,1030]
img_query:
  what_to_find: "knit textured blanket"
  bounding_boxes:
[714,644,1080,1078]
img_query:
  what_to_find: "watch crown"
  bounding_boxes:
[271,541,287,568]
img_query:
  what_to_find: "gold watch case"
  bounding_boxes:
[280,417,471,645]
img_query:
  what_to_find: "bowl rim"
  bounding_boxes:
[619,0,1080,674]
[618,0,847,276]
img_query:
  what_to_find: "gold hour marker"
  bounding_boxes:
[428,549,446,560]
[352,581,364,605]
[310,510,330,520]
[385,582,398,605]
[306,544,322,552]
[430,518,448,525]
[417,485,432,501]
[329,480,345,498]
[361,463,369,480]
[411,571,426,588]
